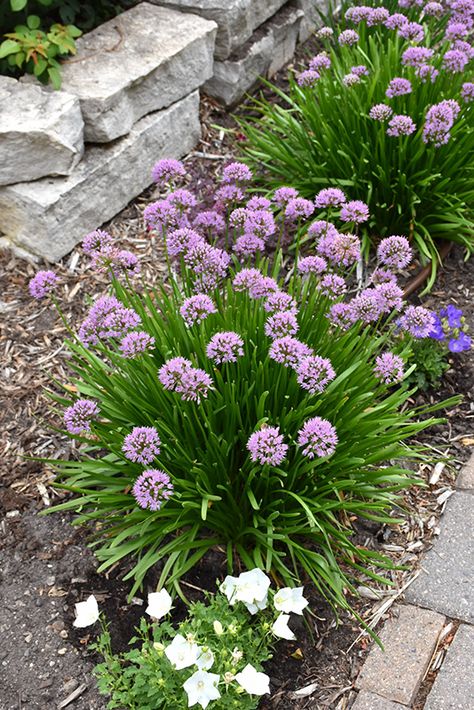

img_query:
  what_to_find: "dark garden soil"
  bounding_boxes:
[1,40,474,710]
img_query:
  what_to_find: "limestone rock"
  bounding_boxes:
[149,0,288,60]
[0,77,84,187]
[203,4,303,106]
[296,0,329,42]
[0,92,200,261]
[47,3,216,143]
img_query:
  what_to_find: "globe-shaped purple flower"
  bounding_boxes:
[247,426,288,466]
[122,427,161,465]
[298,417,338,459]
[133,469,174,511]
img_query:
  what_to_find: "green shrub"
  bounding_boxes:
[239,4,474,287]
[34,162,454,619]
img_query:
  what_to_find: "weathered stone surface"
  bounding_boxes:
[50,3,215,142]
[0,92,200,261]
[456,452,474,490]
[203,4,304,106]
[149,0,287,60]
[405,492,474,623]
[355,604,446,705]
[0,77,84,186]
[351,691,406,710]
[296,0,328,42]
[424,625,474,710]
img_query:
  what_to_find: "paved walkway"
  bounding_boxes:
[350,453,474,710]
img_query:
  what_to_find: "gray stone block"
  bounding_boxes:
[203,4,304,106]
[405,491,474,624]
[355,604,446,705]
[296,0,329,42]
[0,77,84,186]
[46,3,216,142]
[351,691,406,710]
[456,452,474,490]
[149,0,288,60]
[424,625,474,710]
[0,92,200,262]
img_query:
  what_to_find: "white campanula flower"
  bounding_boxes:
[234,663,270,696]
[146,589,172,620]
[273,586,309,615]
[196,647,214,671]
[221,568,271,614]
[73,595,99,628]
[231,647,243,664]
[272,613,296,640]
[183,670,221,708]
[165,634,200,670]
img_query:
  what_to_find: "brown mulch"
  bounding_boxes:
[1,47,474,710]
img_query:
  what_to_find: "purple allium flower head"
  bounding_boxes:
[309,52,332,71]
[151,159,185,187]
[297,255,328,275]
[327,302,354,330]
[398,21,424,42]
[298,417,338,458]
[400,305,436,337]
[82,229,113,255]
[374,352,405,384]
[402,47,434,67]
[416,64,439,83]
[29,270,58,299]
[371,267,397,285]
[214,184,245,206]
[297,69,321,87]
[309,220,339,240]
[180,294,217,327]
[232,268,263,292]
[449,332,472,352]
[249,276,279,299]
[461,82,474,102]
[345,5,372,23]
[445,21,469,41]
[442,49,469,72]
[453,41,474,60]
[222,162,252,184]
[63,399,99,434]
[193,211,226,235]
[122,427,161,465]
[351,64,369,76]
[424,2,444,16]
[340,200,369,223]
[233,233,265,257]
[343,73,361,87]
[377,235,412,269]
[384,12,409,29]
[247,196,272,210]
[229,207,250,230]
[79,296,140,345]
[347,290,382,323]
[265,311,299,339]
[269,336,313,368]
[370,103,393,121]
[116,250,141,277]
[273,187,299,206]
[319,274,347,299]
[133,469,173,511]
[244,209,276,239]
[119,331,155,358]
[317,26,334,39]
[338,29,359,45]
[367,6,390,25]
[387,114,417,137]
[159,357,193,391]
[374,282,404,312]
[247,426,288,466]
[386,77,412,98]
[264,290,297,314]
[206,331,244,364]
[325,233,361,266]
[168,189,197,210]
[167,228,204,258]
[285,197,315,220]
[185,243,230,289]
[423,100,461,147]
[315,188,347,209]
[296,355,336,394]
[178,368,213,402]
[143,200,183,234]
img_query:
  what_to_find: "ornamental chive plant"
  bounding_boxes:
[239,0,474,287]
[35,160,457,620]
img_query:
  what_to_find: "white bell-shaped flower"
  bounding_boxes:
[234,663,270,696]
[272,613,296,640]
[146,589,172,620]
[183,670,221,708]
[73,595,99,628]
[165,634,200,670]
[273,586,308,615]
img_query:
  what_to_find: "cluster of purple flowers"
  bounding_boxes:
[422,100,461,147]
[386,78,412,99]
[386,115,417,138]
[159,357,213,402]
[79,296,141,346]
[296,355,336,394]
[206,331,244,364]
[369,104,393,122]
[399,305,436,338]
[122,426,161,465]
[314,188,346,209]
[29,270,58,300]
[132,469,174,511]
[265,311,299,339]
[63,399,99,434]
[151,158,186,188]
[247,417,338,465]
[119,331,155,359]
[180,294,217,327]
[247,426,288,466]
[338,29,359,45]
[340,200,369,224]
[374,352,405,385]
[269,336,313,368]
[297,70,320,88]
[377,235,412,270]
[429,305,472,352]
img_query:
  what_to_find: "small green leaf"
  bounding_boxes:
[10,0,28,11]
[0,40,21,59]
[47,65,62,90]
[27,15,41,30]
